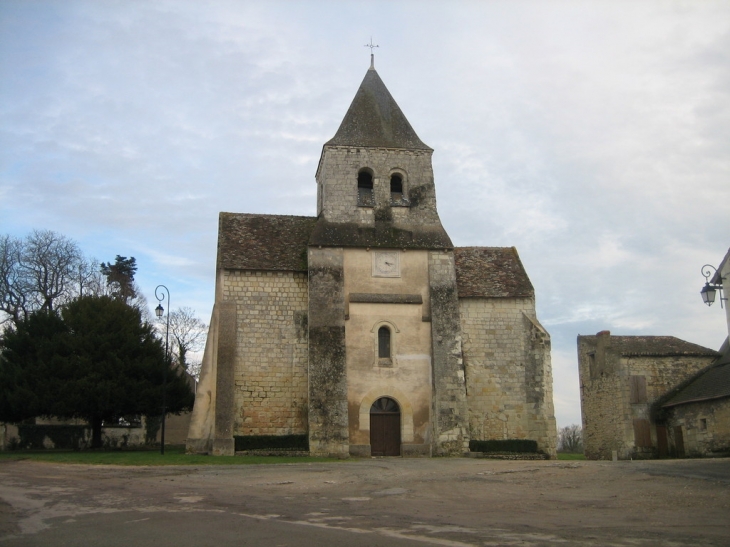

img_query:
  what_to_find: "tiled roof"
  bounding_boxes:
[325,68,431,150]
[663,346,730,407]
[579,335,720,357]
[217,213,317,272]
[454,247,534,298]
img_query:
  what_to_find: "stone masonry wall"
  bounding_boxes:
[666,398,730,457]
[317,147,439,226]
[460,297,556,457]
[222,270,309,437]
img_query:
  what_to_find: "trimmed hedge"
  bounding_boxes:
[469,439,538,453]
[234,435,309,452]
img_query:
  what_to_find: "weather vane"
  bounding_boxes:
[364,37,379,68]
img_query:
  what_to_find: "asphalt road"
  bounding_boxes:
[1,457,729,547]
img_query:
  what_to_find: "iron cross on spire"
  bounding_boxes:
[364,37,379,69]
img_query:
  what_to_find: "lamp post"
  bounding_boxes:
[700,265,726,309]
[154,285,170,455]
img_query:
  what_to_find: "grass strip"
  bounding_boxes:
[0,446,338,466]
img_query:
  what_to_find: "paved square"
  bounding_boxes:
[1,458,729,546]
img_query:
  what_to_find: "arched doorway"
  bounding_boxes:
[370,397,401,456]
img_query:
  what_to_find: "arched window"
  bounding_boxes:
[390,174,403,203]
[358,170,374,206]
[378,326,391,359]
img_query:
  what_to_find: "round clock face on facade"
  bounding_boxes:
[373,251,400,277]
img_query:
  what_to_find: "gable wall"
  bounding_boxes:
[460,297,556,457]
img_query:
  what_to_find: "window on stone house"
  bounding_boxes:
[390,174,403,203]
[358,170,374,207]
[699,418,707,431]
[629,375,647,404]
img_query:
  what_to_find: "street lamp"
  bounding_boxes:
[154,285,170,455]
[700,265,726,309]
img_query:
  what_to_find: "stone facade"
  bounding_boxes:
[186,62,557,459]
[662,398,730,457]
[578,331,719,460]
[461,297,556,455]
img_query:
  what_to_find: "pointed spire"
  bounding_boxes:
[325,67,431,150]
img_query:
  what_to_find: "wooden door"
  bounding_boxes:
[656,425,668,458]
[370,397,401,457]
[674,426,685,458]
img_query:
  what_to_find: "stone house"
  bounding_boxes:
[577,332,719,460]
[186,59,557,458]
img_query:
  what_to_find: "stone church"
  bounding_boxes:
[186,59,557,458]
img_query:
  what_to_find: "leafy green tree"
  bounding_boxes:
[100,255,138,302]
[0,296,194,448]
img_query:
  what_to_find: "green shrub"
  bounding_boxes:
[234,435,308,451]
[469,439,538,453]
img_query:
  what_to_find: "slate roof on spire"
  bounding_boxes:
[326,67,431,150]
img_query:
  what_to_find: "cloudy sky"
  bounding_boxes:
[2,1,729,429]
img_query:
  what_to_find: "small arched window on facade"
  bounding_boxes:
[390,174,403,204]
[358,170,374,207]
[378,326,391,365]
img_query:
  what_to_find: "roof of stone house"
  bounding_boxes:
[454,247,534,298]
[217,213,317,272]
[579,334,720,357]
[325,67,432,150]
[662,343,730,407]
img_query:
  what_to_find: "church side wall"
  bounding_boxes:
[460,297,556,457]
[222,270,309,437]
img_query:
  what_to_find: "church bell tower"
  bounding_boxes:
[307,58,469,457]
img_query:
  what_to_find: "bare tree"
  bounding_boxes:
[1,231,85,326]
[22,230,82,312]
[558,424,583,453]
[74,257,108,299]
[159,307,207,377]
[0,235,27,325]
